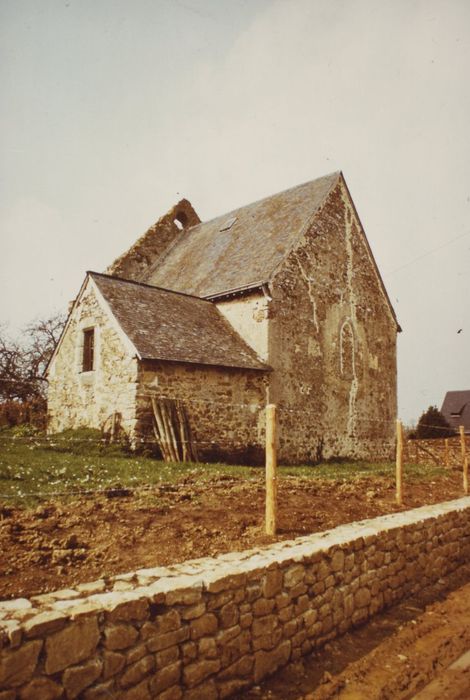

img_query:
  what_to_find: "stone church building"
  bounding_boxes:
[47,172,400,463]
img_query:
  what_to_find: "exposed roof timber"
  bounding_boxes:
[203,281,266,302]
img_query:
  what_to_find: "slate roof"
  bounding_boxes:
[90,272,267,371]
[441,390,470,434]
[143,172,341,298]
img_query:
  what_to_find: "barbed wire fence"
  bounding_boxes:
[0,389,469,535]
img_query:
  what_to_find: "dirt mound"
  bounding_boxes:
[0,471,464,600]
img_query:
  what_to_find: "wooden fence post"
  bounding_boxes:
[445,438,450,468]
[460,426,468,495]
[396,419,404,506]
[265,404,278,536]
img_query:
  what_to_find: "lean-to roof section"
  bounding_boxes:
[90,273,268,371]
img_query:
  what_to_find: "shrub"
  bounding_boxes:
[0,398,47,429]
[415,406,455,439]
[0,423,43,438]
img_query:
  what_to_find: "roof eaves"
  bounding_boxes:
[139,355,271,372]
[90,272,268,371]
[203,281,266,302]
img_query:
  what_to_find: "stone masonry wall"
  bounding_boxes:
[136,362,268,463]
[47,282,139,438]
[268,177,398,463]
[215,294,270,363]
[1,497,470,699]
[47,280,268,455]
[106,200,200,283]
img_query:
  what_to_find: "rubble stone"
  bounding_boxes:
[45,617,99,674]
[1,499,469,700]
[0,640,42,687]
[63,658,103,698]
[18,677,63,700]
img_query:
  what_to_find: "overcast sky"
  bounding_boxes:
[1,0,469,424]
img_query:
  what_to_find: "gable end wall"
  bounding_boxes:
[47,284,139,436]
[268,180,397,462]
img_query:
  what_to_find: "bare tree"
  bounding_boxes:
[0,326,30,402]
[0,313,66,421]
[24,313,67,392]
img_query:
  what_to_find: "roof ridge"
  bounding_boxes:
[88,271,213,304]
[192,171,341,228]
[265,172,341,285]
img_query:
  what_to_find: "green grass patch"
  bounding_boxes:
[0,426,446,507]
[0,427,256,506]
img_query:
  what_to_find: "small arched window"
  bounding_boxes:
[174,211,188,230]
[340,321,355,380]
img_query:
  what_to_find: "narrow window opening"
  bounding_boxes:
[82,328,95,372]
[174,211,188,229]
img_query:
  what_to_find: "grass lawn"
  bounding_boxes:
[0,427,446,507]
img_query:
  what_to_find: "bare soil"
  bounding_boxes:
[0,470,465,600]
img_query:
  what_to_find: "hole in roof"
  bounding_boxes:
[219,216,237,232]
[174,211,188,230]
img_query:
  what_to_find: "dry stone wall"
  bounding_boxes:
[2,497,470,699]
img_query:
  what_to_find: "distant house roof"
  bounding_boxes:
[441,390,470,434]
[90,272,267,372]
[143,172,341,299]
